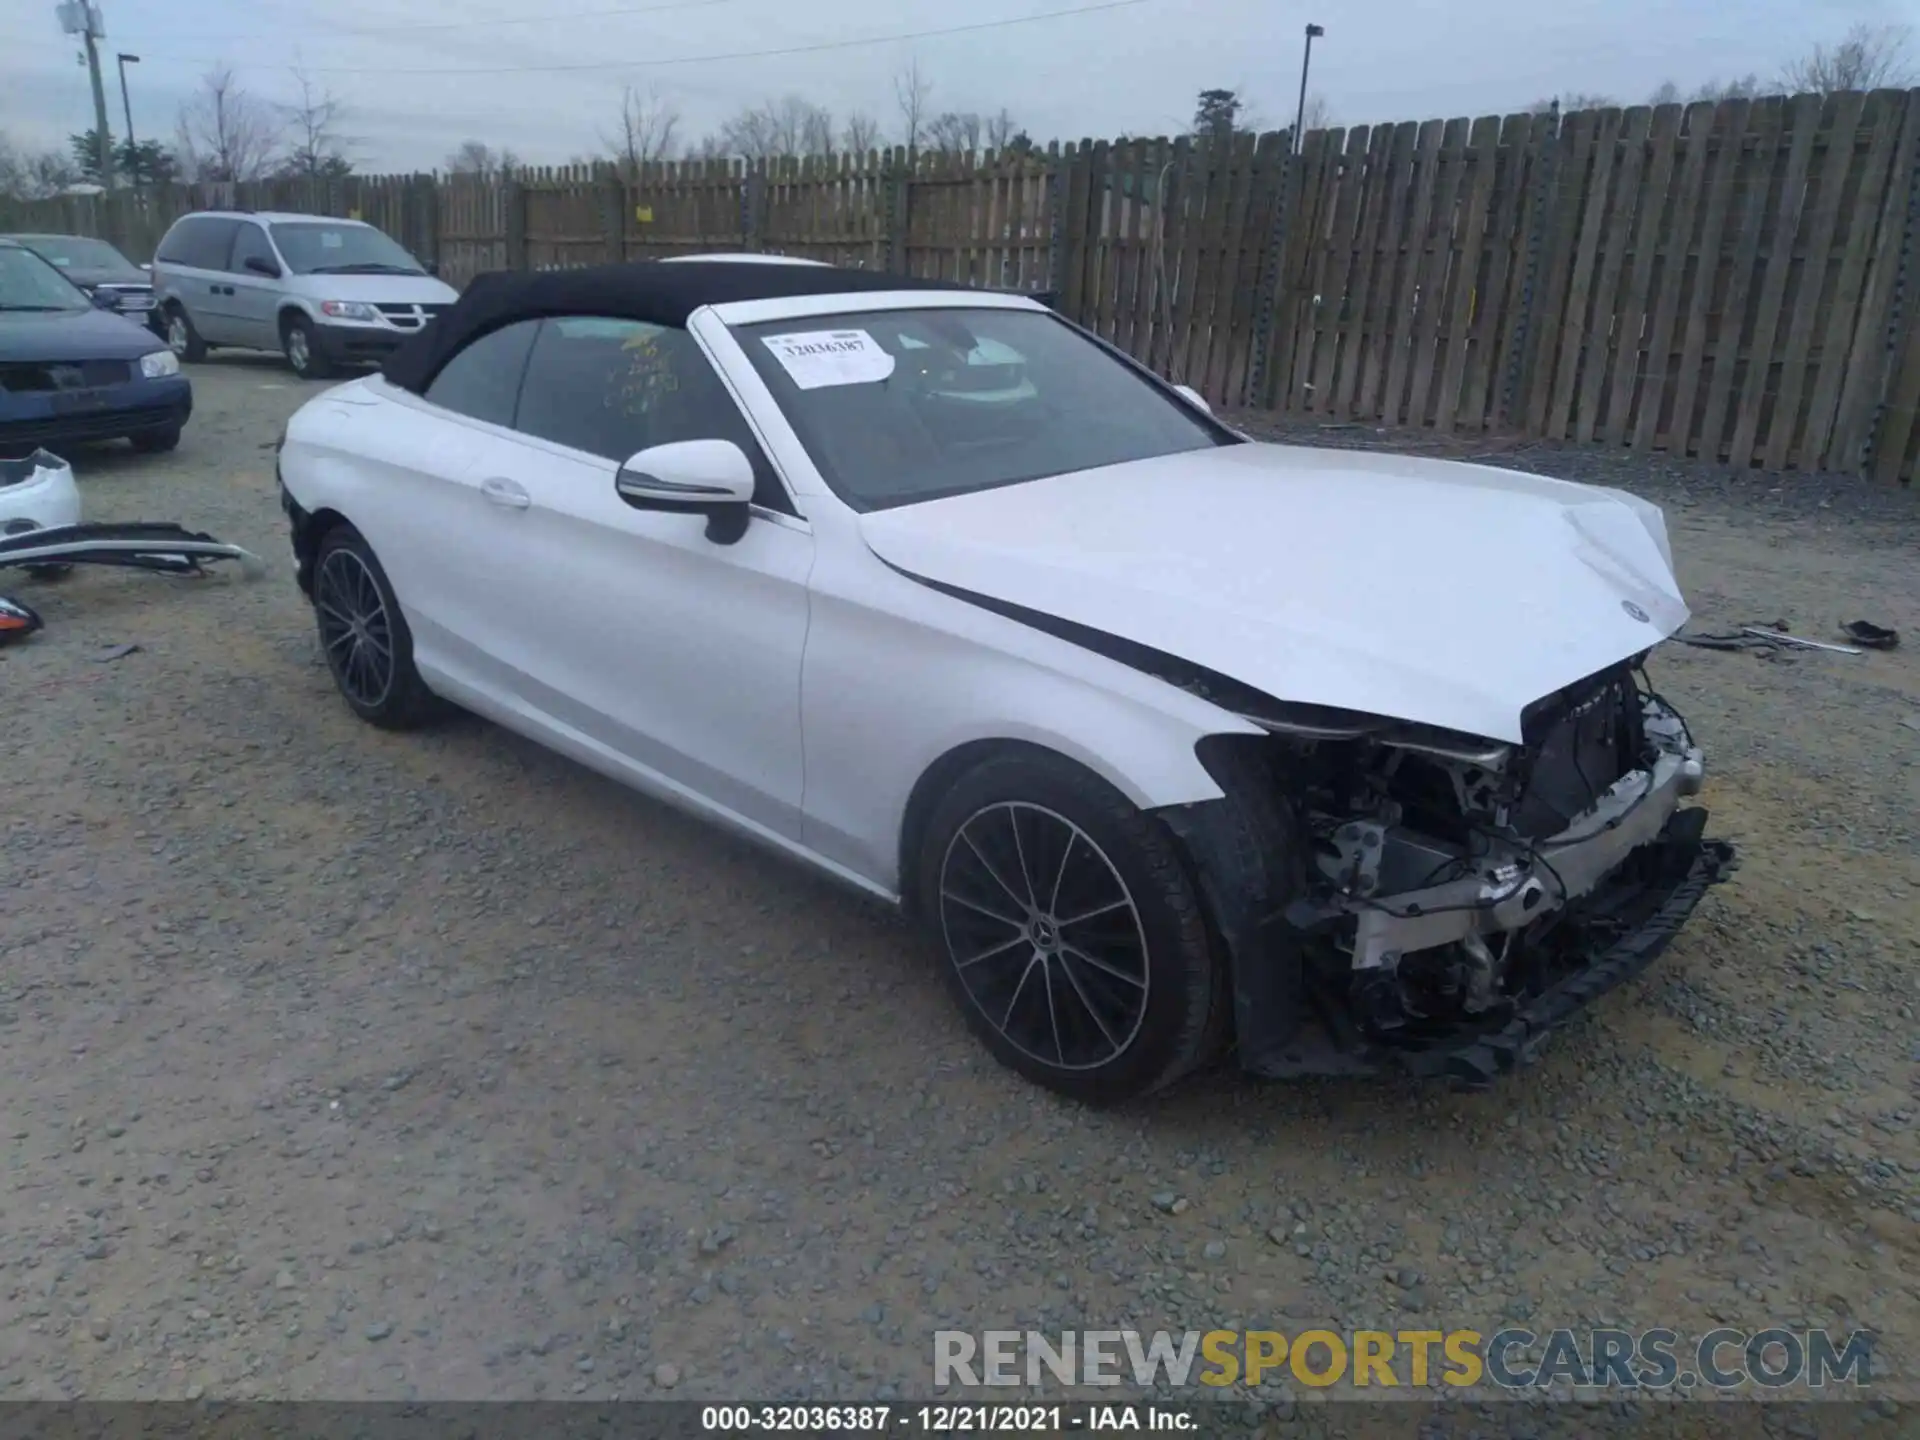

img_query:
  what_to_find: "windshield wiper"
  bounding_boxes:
[0,304,78,313]
[305,262,422,275]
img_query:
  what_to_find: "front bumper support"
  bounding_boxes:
[1348,743,1701,971]
[1238,806,1737,1087]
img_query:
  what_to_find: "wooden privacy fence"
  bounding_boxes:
[6,88,1918,483]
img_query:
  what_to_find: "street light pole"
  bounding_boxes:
[116,53,140,185]
[1293,22,1324,157]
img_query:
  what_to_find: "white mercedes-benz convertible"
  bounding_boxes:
[276,258,1735,1102]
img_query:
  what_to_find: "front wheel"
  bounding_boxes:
[312,526,440,730]
[129,426,181,454]
[283,315,334,380]
[913,750,1227,1104]
[164,304,206,363]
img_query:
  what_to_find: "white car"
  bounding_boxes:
[276,260,1734,1102]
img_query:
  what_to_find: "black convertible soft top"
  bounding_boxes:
[380,260,973,394]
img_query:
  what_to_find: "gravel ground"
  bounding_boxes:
[0,360,1915,1420]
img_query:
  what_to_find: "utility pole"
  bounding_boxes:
[117,53,140,186]
[1293,22,1324,157]
[57,2,116,189]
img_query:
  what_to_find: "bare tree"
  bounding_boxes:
[175,66,283,183]
[1652,74,1768,105]
[984,108,1020,149]
[841,112,881,153]
[0,131,80,199]
[277,67,353,179]
[894,58,932,149]
[924,111,984,153]
[1528,91,1618,114]
[603,85,680,177]
[444,140,522,178]
[1301,93,1333,131]
[710,96,835,160]
[1781,23,1915,93]
[799,103,835,157]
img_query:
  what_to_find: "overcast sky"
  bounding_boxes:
[2,0,1910,174]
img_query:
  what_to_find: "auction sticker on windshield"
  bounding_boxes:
[761,329,895,389]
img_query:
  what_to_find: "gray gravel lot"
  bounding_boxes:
[1,360,1915,1418]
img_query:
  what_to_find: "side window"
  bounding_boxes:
[196,219,240,270]
[229,223,277,274]
[154,220,193,265]
[167,218,239,271]
[423,319,541,427]
[513,317,790,511]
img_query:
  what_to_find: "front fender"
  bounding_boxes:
[797,521,1259,895]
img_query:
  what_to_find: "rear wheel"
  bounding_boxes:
[164,304,206,363]
[913,749,1226,1104]
[312,526,439,729]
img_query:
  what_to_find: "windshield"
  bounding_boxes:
[0,245,89,312]
[268,221,426,276]
[734,307,1232,510]
[13,235,137,275]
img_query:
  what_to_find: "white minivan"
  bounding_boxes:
[149,211,460,379]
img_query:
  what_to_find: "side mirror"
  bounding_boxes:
[425,260,440,277]
[243,255,282,278]
[89,288,117,309]
[1173,383,1212,416]
[615,439,756,545]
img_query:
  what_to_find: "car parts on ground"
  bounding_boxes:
[0,448,82,532]
[0,593,42,644]
[0,522,263,578]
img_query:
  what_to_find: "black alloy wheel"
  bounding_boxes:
[311,526,440,729]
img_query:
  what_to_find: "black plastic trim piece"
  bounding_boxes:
[1241,808,1739,1087]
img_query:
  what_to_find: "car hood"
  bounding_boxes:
[57,264,147,288]
[856,442,1690,744]
[288,273,461,304]
[0,306,167,362]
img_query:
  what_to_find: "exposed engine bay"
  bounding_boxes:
[1164,652,1735,1088]
[1283,659,1706,1033]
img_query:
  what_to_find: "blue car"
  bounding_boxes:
[0,237,192,459]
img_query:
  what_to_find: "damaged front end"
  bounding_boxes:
[1166,659,1737,1089]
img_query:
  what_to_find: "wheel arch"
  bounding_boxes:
[897,737,1068,922]
[277,302,315,337]
[895,728,1310,1066]
[895,731,1228,918]
[289,504,354,598]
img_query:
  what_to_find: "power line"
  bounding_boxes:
[106,0,741,46]
[123,0,1162,76]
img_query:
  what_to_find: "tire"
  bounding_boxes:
[163,304,206,363]
[283,314,334,380]
[913,749,1226,1104]
[311,525,439,730]
[129,426,181,454]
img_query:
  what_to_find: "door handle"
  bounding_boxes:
[480,476,531,509]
